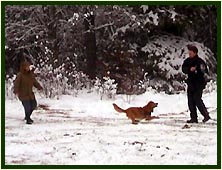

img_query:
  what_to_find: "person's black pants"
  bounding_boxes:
[22,99,37,120]
[187,87,209,120]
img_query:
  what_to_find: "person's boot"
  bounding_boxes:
[26,119,33,124]
[203,115,211,123]
[24,113,28,121]
[25,114,33,124]
[29,118,34,123]
[24,117,34,123]
[187,119,198,123]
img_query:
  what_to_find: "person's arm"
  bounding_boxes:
[14,73,21,95]
[199,59,208,74]
[33,78,43,90]
[195,58,208,74]
[182,59,190,74]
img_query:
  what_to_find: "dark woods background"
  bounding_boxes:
[5,5,217,95]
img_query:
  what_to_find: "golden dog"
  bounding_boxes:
[113,101,159,124]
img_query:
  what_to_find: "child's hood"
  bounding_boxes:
[20,61,31,73]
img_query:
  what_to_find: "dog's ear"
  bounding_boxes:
[148,101,156,106]
[147,101,152,105]
[149,101,158,107]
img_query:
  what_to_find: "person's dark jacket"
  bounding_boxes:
[182,55,208,90]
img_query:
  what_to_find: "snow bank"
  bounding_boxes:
[5,89,217,165]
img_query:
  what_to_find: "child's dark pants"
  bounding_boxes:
[22,99,37,120]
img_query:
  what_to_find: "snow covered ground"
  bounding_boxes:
[5,89,217,165]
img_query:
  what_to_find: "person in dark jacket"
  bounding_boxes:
[14,61,43,124]
[182,45,211,123]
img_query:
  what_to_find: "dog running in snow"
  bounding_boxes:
[113,101,159,124]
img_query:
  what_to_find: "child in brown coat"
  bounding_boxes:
[14,61,43,124]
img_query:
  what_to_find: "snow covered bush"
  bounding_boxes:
[36,64,88,98]
[68,69,91,96]
[94,77,103,98]
[5,75,16,100]
[36,62,92,99]
[140,72,158,93]
[31,51,92,98]
[94,77,117,100]
[35,64,71,99]
[103,77,117,99]
[62,57,91,94]
[204,80,217,94]
[141,35,217,93]
[121,76,148,103]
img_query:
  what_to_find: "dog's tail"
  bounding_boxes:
[113,103,126,113]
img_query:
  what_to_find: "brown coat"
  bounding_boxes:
[14,61,42,101]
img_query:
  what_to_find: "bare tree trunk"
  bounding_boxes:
[84,10,97,79]
[44,6,59,67]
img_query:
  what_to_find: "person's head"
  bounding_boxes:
[187,44,198,58]
[20,61,31,73]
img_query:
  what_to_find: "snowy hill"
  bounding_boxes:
[5,89,217,165]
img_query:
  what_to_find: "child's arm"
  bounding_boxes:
[14,73,21,95]
[33,78,43,90]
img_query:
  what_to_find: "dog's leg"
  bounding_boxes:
[131,118,139,125]
[145,115,151,121]
[146,116,159,121]
[152,116,160,119]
